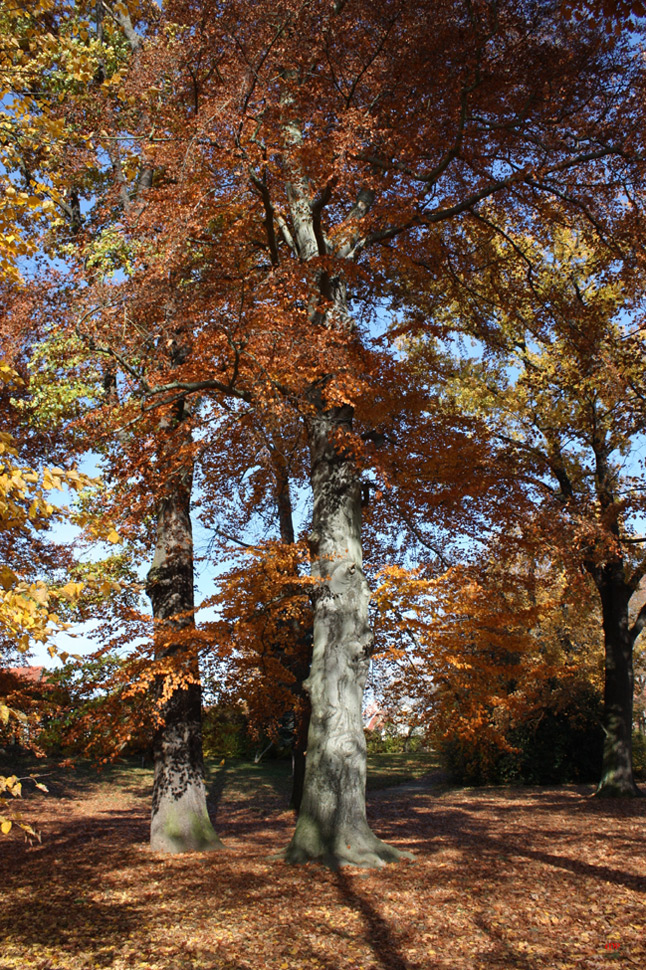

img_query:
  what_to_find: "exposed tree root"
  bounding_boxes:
[282,827,414,869]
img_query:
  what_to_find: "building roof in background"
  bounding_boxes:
[5,666,47,683]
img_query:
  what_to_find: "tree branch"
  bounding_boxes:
[249,167,280,266]
[352,145,622,254]
[102,1,142,52]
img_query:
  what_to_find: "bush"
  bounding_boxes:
[365,728,426,755]
[633,732,646,781]
[438,681,604,786]
[202,705,254,759]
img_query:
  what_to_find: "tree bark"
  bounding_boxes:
[146,455,223,852]
[273,98,407,861]
[595,567,641,797]
[284,402,410,866]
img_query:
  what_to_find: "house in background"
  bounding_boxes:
[363,696,426,749]
[363,700,388,734]
[4,665,47,685]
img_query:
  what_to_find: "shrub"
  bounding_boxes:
[633,732,646,781]
[202,705,253,759]
[437,680,604,786]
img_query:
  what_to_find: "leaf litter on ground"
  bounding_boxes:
[0,755,644,970]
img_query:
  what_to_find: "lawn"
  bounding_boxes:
[0,753,644,970]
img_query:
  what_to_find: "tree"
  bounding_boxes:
[207,539,313,806]
[0,357,96,838]
[373,535,607,779]
[19,0,646,861]
[423,227,646,794]
[155,0,646,859]
[0,0,227,852]
[144,388,223,852]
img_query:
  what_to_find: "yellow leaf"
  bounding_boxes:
[1,820,12,835]
[31,584,48,607]
[106,529,121,544]
[0,566,16,590]
[59,581,85,601]
[42,468,63,490]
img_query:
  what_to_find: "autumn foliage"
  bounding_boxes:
[3,0,646,871]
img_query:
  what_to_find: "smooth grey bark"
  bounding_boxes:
[145,420,222,852]
[284,402,410,866]
[257,79,409,862]
[265,116,406,860]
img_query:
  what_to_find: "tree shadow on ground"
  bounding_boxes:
[335,870,412,970]
[0,751,154,802]
[206,757,294,826]
[0,811,148,953]
[2,772,645,970]
[371,792,646,894]
[450,784,646,816]
[0,806,279,962]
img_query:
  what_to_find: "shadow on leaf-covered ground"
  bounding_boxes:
[1,757,645,969]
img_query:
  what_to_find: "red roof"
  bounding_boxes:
[5,666,47,683]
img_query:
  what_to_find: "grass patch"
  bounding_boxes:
[366,750,441,790]
[1,749,442,810]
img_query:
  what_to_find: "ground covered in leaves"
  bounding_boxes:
[0,754,644,970]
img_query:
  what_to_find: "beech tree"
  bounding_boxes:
[423,228,646,794]
[1,0,227,851]
[376,560,571,746]
[53,2,642,865]
[13,0,646,862]
[140,0,646,861]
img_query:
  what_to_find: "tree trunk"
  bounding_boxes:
[146,466,223,852]
[284,402,409,866]
[290,700,309,813]
[595,568,641,797]
[268,440,312,813]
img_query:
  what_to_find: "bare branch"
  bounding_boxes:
[353,145,622,253]
[76,304,251,406]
